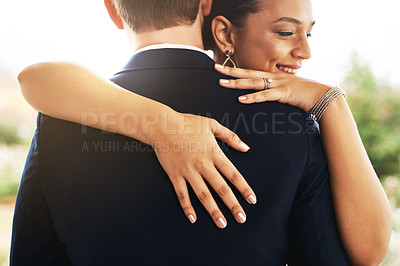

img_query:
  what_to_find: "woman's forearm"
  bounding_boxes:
[213,65,392,264]
[319,97,392,266]
[18,62,257,229]
[18,62,173,145]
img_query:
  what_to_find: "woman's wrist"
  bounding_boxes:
[140,104,180,147]
[317,95,348,126]
[309,86,346,123]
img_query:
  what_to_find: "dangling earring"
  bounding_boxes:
[222,50,237,68]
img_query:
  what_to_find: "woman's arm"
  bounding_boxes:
[18,62,257,229]
[319,97,391,265]
[215,65,392,265]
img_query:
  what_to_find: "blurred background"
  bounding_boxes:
[0,0,399,265]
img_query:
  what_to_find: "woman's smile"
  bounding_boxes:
[276,64,301,74]
[230,0,314,74]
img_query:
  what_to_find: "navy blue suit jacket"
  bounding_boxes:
[11,49,349,265]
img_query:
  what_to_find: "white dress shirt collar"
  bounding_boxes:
[134,43,208,56]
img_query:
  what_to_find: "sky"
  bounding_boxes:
[0,0,399,87]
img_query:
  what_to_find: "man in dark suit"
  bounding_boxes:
[11,0,349,265]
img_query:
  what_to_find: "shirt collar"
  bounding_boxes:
[114,47,215,75]
[134,43,209,56]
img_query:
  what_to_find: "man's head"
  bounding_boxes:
[105,0,202,33]
[104,0,212,50]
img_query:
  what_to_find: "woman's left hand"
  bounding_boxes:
[215,64,331,112]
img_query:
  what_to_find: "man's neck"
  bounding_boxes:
[126,24,204,52]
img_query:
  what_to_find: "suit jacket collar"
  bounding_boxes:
[115,48,215,75]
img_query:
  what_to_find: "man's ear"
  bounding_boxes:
[200,0,213,17]
[211,15,237,54]
[104,0,124,29]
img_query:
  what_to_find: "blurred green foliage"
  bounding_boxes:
[0,173,19,200]
[344,54,400,179]
[0,121,25,200]
[0,123,22,145]
[330,54,400,265]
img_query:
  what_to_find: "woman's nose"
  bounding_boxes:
[292,35,311,60]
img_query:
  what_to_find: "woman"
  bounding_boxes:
[18,0,391,264]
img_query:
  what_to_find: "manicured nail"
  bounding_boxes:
[240,141,250,151]
[217,218,227,229]
[215,64,224,69]
[238,96,247,101]
[220,79,230,84]
[237,213,246,223]
[248,195,257,204]
[188,215,196,224]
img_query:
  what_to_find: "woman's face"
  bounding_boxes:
[232,0,314,75]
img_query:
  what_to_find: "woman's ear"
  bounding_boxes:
[211,15,237,55]
[104,0,124,29]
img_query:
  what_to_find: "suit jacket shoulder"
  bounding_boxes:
[12,49,349,266]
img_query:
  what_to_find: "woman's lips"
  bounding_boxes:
[276,64,301,74]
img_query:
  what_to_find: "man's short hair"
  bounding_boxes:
[112,0,201,33]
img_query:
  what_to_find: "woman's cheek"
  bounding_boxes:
[266,45,286,60]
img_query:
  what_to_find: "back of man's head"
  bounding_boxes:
[112,0,201,33]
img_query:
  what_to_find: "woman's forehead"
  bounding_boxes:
[252,0,314,24]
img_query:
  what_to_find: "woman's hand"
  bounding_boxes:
[215,64,331,112]
[148,111,256,229]
[215,64,392,264]
[19,62,257,229]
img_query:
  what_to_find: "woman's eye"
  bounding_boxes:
[276,31,294,37]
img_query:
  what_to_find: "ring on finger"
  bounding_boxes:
[263,77,272,90]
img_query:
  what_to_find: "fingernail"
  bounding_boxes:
[217,218,227,229]
[215,64,224,69]
[220,79,230,84]
[237,213,246,223]
[238,96,247,101]
[248,195,257,204]
[188,214,196,224]
[240,141,250,151]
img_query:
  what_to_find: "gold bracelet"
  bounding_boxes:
[310,87,346,123]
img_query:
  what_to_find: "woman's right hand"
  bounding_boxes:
[18,62,256,229]
[150,111,256,229]
[215,64,331,113]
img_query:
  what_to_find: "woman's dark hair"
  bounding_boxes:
[202,0,262,50]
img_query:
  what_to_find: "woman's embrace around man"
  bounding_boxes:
[12,0,391,265]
